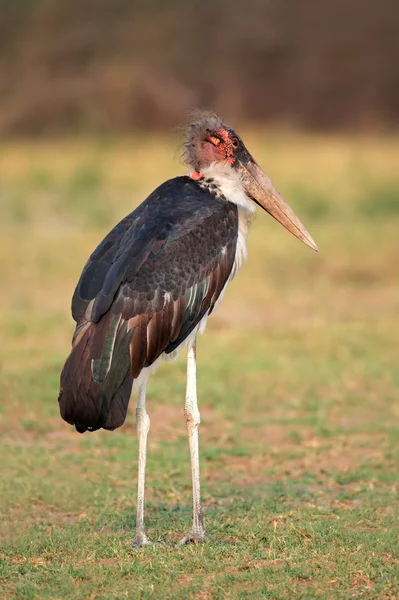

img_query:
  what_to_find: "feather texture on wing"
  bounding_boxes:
[59,176,238,433]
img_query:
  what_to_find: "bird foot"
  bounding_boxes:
[131,532,162,549]
[177,528,208,546]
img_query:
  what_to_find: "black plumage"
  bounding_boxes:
[59,176,238,433]
[58,112,318,547]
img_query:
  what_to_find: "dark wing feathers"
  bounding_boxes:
[71,212,137,321]
[59,176,238,432]
[72,177,222,322]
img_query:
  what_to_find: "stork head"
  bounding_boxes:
[184,111,318,252]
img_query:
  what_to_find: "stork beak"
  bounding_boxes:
[237,158,318,252]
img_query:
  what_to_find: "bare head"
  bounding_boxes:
[184,111,318,252]
[184,112,240,171]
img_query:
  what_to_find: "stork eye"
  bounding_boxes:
[231,136,240,149]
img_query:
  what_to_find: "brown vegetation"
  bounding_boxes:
[1,0,398,134]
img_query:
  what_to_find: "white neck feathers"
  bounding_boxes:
[199,162,256,215]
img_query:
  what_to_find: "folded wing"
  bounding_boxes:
[59,176,238,432]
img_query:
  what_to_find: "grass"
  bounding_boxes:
[0,131,399,599]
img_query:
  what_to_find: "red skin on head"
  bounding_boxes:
[192,126,236,173]
[216,128,235,166]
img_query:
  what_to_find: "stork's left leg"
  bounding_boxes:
[178,339,207,545]
[132,380,155,549]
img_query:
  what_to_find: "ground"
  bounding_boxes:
[0,133,398,599]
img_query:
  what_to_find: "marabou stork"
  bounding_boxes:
[59,112,317,548]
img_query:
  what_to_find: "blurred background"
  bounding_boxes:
[1,2,399,596]
[1,0,399,133]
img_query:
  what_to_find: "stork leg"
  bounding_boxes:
[178,339,207,545]
[132,380,154,548]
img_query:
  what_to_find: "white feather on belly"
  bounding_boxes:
[202,162,255,307]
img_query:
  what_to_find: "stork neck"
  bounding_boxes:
[188,162,256,215]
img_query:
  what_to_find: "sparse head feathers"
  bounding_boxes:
[182,111,254,214]
[183,110,236,170]
[185,110,224,142]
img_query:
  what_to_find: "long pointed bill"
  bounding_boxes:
[238,158,318,252]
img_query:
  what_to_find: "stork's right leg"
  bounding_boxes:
[178,339,207,545]
[132,381,154,548]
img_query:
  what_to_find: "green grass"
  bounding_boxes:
[0,133,399,599]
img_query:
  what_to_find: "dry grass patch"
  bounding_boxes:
[0,134,398,599]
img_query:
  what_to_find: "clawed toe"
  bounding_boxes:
[177,529,208,546]
[132,533,163,549]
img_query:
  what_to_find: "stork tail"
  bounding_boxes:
[58,313,134,433]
